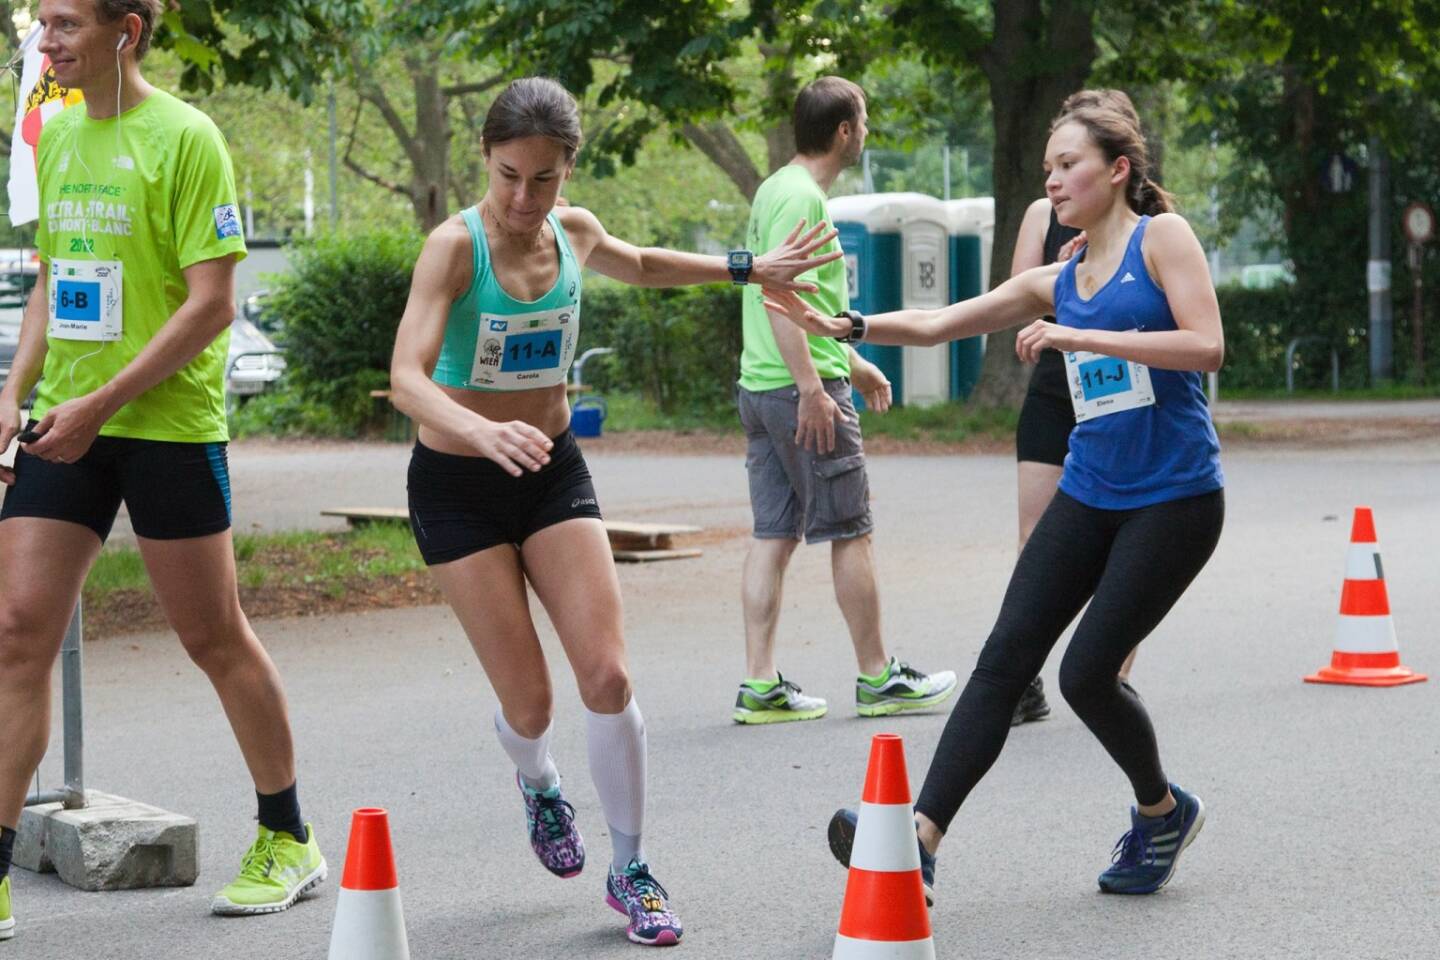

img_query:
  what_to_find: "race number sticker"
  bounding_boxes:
[1064,349,1155,422]
[469,303,578,390]
[48,258,122,342]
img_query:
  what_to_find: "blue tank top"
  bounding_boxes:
[1053,216,1224,510]
[432,206,582,391]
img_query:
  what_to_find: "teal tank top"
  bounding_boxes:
[432,206,583,391]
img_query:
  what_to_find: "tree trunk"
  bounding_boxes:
[682,122,764,201]
[972,0,1096,407]
[407,55,451,231]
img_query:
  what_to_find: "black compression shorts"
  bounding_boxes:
[406,430,603,566]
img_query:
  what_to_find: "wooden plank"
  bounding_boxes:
[319,509,705,563]
[611,548,704,563]
[321,507,408,526]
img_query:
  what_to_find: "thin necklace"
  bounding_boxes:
[480,200,547,252]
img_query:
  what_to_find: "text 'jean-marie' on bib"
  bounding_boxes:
[468,303,578,390]
[1064,347,1155,423]
[48,258,123,342]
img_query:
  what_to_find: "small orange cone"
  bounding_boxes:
[833,734,934,960]
[1305,507,1426,687]
[328,808,411,960]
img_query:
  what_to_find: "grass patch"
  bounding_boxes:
[599,391,740,433]
[85,522,426,606]
[596,391,1019,445]
[859,401,1019,444]
[1217,383,1440,401]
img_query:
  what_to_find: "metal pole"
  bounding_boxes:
[60,603,84,809]
[942,144,951,201]
[1367,136,1393,382]
[328,84,340,229]
[1412,243,1425,383]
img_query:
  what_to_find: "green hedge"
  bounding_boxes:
[266,229,423,429]
[1214,285,1369,390]
[577,284,744,416]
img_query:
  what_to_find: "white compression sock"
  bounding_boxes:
[586,697,647,870]
[494,708,559,791]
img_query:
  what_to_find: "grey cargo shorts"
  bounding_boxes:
[736,378,874,544]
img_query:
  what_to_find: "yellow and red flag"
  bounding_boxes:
[7,24,84,225]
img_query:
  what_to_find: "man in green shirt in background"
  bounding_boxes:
[0,0,324,939]
[732,76,957,724]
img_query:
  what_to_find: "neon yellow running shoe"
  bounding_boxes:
[0,874,14,940]
[211,824,326,916]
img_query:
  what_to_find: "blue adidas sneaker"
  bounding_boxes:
[826,807,936,907]
[1097,783,1205,894]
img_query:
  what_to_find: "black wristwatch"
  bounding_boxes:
[836,309,866,343]
[727,249,754,285]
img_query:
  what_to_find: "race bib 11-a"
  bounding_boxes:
[468,303,578,390]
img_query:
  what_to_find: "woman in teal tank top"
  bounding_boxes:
[388,77,838,949]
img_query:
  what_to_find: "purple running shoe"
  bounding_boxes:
[517,772,585,878]
[605,858,683,946]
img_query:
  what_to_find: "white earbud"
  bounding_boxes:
[115,34,127,51]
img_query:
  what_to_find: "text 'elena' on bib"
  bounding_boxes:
[469,303,578,390]
[48,258,123,342]
[1063,348,1155,422]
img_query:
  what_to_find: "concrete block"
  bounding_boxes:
[17,790,198,891]
[14,801,57,874]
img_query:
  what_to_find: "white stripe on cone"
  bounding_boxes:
[1334,614,1399,654]
[1344,545,1381,581]
[328,887,410,960]
[833,933,937,959]
[850,802,922,873]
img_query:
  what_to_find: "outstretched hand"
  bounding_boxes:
[751,219,843,292]
[761,288,850,338]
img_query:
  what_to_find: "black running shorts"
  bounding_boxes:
[1016,350,1075,467]
[406,430,603,566]
[0,437,233,542]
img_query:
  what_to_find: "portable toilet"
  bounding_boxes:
[892,193,951,407]
[944,197,995,400]
[829,193,904,405]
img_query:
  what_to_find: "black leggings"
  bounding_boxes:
[914,488,1224,833]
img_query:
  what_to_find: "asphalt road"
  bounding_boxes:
[9,434,1440,959]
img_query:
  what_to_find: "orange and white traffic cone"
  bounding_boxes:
[328,808,411,960]
[1305,506,1426,687]
[833,734,934,960]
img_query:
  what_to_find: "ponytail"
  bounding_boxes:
[1131,176,1175,217]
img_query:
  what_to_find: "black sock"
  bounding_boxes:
[0,826,16,881]
[256,783,307,843]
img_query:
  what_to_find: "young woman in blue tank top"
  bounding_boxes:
[388,78,837,948]
[767,95,1224,902]
[1008,88,1147,727]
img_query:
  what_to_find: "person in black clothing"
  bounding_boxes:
[1007,88,1143,725]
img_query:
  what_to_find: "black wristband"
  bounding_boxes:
[836,309,866,344]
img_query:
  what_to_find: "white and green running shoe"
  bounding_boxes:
[856,656,958,717]
[732,673,828,724]
[0,875,14,940]
[212,824,326,916]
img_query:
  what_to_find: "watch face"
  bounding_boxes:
[728,251,753,270]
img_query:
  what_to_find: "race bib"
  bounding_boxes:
[48,258,122,342]
[468,303,578,390]
[1064,349,1155,422]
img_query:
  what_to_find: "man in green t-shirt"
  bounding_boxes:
[732,77,957,725]
[0,0,324,936]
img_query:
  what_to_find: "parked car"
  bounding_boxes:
[0,291,24,394]
[225,317,286,399]
[241,289,285,344]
